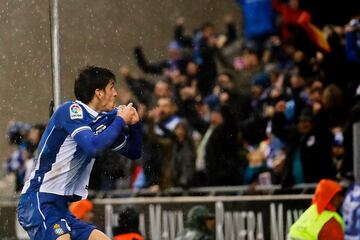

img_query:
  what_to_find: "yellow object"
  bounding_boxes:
[288,204,343,240]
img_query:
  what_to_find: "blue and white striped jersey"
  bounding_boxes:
[21,100,124,198]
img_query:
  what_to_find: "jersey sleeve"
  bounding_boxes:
[111,122,142,160]
[55,102,127,157]
[55,102,92,137]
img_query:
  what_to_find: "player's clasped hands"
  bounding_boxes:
[117,102,140,125]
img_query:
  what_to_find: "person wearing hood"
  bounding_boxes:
[175,205,215,240]
[289,179,344,240]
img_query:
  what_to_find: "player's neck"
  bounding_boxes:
[86,100,101,113]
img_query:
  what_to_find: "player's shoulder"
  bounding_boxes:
[56,101,86,120]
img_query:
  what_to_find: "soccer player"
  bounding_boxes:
[16,66,142,240]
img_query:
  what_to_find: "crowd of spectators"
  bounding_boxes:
[5,0,360,194]
[106,0,360,192]
[4,121,45,192]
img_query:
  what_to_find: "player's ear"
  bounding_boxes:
[95,89,103,99]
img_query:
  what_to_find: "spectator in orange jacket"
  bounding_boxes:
[69,199,94,223]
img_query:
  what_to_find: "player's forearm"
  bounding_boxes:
[74,117,125,157]
[116,122,143,160]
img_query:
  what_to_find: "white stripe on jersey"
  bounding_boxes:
[70,126,91,138]
[22,126,56,194]
[112,136,128,151]
[39,135,77,195]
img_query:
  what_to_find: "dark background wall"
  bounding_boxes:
[0,0,242,164]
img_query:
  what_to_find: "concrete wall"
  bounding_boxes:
[0,0,241,163]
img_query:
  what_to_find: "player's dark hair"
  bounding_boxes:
[74,66,116,104]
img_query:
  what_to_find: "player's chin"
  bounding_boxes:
[104,104,115,112]
[109,102,116,110]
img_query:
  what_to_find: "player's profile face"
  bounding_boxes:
[99,79,117,112]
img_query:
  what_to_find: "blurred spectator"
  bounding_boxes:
[4,122,44,192]
[341,91,360,181]
[235,0,275,53]
[192,22,218,97]
[344,18,360,105]
[272,0,304,41]
[23,124,46,182]
[170,121,195,188]
[134,41,190,75]
[289,179,344,240]
[154,80,173,102]
[89,149,127,191]
[331,129,345,180]
[243,149,271,185]
[345,18,360,63]
[320,84,346,128]
[113,206,143,240]
[6,121,31,146]
[119,66,154,106]
[69,199,94,223]
[238,73,271,145]
[259,136,286,183]
[143,97,181,190]
[175,205,215,240]
[317,25,349,91]
[205,106,241,186]
[272,106,336,187]
[342,182,360,238]
[194,106,222,186]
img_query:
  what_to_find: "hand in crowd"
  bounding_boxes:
[312,101,322,114]
[275,100,286,113]
[119,66,130,77]
[269,35,281,46]
[264,105,275,118]
[345,19,360,33]
[180,86,196,100]
[176,17,185,26]
[148,107,161,123]
[224,14,233,24]
[216,35,227,48]
[219,92,230,104]
[133,46,143,57]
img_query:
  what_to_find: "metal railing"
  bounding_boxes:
[87,183,323,199]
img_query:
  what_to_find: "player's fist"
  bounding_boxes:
[117,103,134,125]
[129,107,140,125]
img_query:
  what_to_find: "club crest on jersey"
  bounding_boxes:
[53,224,65,236]
[69,104,83,120]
